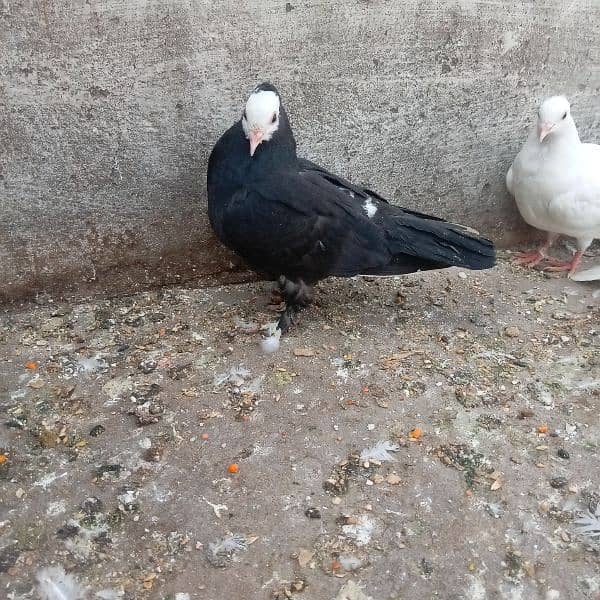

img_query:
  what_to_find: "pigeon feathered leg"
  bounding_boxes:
[276,276,313,333]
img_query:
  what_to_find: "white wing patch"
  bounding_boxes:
[363,197,377,218]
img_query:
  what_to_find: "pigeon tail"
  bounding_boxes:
[384,214,496,272]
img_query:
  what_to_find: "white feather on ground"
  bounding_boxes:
[342,515,375,546]
[574,505,600,546]
[359,440,400,462]
[338,554,365,571]
[213,365,251,387]
[36,566,86,600]
[260,322,281,353]
[205,533,249,567]
[208,533,248,555]
[569,265,600,281]
[77,357,107,375]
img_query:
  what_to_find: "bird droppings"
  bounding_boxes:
[557,448,570,460]
[434,443,494,489]
[0,261,599,597]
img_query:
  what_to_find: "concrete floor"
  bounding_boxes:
[1,256,599,600]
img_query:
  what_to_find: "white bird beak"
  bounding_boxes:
[249,129,264,156]
[538,121,554,143]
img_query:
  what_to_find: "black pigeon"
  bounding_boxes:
[207,83,495,333]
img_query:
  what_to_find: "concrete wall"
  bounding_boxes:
[2,0,599,301]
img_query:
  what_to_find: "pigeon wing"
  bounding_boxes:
[221,172,392,281]
[298,157,447,222]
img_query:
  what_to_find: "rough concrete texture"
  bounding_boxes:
[2,0,600,300]
[1,255,599,599]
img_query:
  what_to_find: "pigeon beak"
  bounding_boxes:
[538,121,554,143]
[249,129,264,156]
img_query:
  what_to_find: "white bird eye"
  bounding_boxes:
[271,112,277,124]
[562,111,567,120]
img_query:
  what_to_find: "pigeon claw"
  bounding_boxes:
[543,251,584,278]
[271,276,315,334]
[277,305,300,334]
[512,250,547,268]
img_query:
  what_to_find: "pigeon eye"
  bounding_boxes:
[562,111,567,120]
[271,113,277,124]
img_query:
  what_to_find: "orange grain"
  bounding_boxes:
[409,427,423,440]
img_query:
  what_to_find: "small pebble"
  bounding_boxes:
[331,497,342,505]
[557,448,569,460]
[139,360,157,374]
[504,326,521,338]
[550,477,568,489]
[89,424,105,437]
[304,507,321,519]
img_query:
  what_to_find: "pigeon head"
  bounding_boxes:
[537,96,572,143]
[242,83,283,156]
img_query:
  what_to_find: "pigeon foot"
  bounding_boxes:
[277,304,300,333]
[512,250,547,268]
[544,251,584,278]
[274,276,314,333]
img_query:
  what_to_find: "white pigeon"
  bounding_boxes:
[506,95,600,277]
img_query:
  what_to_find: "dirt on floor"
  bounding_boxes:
[0,254,599,600]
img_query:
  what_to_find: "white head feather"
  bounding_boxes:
[242,89,281,155]
[536,96,576,143]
